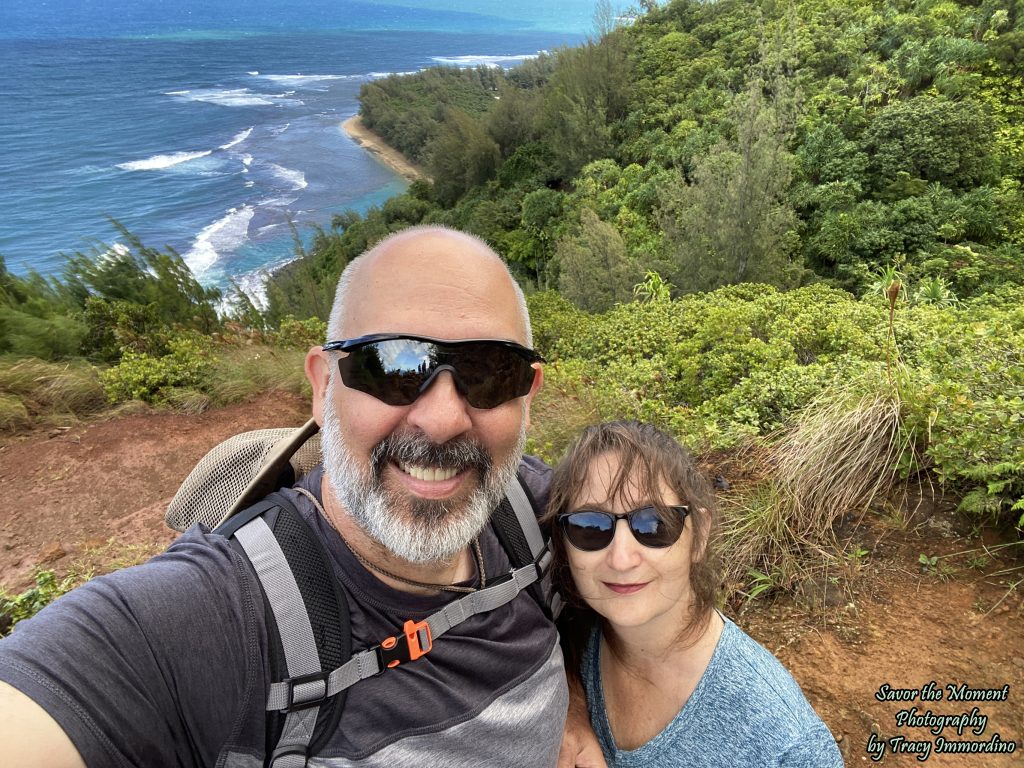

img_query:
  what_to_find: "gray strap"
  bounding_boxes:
[506,476,562,618]
[270,708,319,768]
[265,558,545,711]
[235,518,322,767]
[505,478,545,558]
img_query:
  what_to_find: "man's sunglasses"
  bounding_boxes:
[557,505,690,552]
[322,333,543,409]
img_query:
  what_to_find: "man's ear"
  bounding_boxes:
[522,363,544,431]
[305,347,331,426]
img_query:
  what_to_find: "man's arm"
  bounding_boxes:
[557,677,608,768]
[0,681,85,768]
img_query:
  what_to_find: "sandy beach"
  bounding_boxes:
[342,115,426,182]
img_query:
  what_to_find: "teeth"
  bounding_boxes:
[399,463,459,482]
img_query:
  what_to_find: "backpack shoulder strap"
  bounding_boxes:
[217,493,350,768]
[490,471,561,619]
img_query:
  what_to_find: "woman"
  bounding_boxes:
[545,421,843,767]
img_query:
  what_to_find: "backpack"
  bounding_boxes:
[165,419,559,768]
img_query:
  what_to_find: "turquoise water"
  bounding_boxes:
[0,0,597,295]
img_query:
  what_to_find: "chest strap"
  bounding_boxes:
[263,550,551,712]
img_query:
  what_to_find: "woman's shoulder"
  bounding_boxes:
[706,618,829,731]
[682,618,842,764]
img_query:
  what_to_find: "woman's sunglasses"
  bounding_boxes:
[322,333,543,409]
[558,505,690,552]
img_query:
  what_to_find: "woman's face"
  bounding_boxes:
[565,451,697,640]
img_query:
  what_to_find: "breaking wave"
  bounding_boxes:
[117,150,212,171]
[429,53,541,67]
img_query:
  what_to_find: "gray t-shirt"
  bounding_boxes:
[0,465,567,767]
[583,617,844,767]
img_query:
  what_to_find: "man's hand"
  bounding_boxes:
[557,679,608,768]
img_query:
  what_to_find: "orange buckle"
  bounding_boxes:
[404,618,432,661]
[377,619,433,671]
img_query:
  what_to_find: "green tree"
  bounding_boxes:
[539,34,631,179]
[61,224,220,335]
[660,74,800,292]
[863,95,998,192]
[557,209,644,312]
[428,109,501,205]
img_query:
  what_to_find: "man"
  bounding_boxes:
[0,226,603,767]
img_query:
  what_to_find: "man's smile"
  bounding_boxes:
[391,460,470,498]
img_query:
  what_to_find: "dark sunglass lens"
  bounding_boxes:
[454,343,535,408]
[563,511,614,551]
[339,341,430,405]
[630,506,682,547]
[338,337,537,409]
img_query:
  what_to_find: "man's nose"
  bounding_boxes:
[405,370,473,444]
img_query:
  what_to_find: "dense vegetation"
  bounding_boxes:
[264,0,1024,526]
[2,0,1022,606]
[289,0,1024,308]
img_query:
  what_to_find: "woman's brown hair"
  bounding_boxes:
[543,421,720,669]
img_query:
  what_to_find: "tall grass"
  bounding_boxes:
[0,357,106,429]
[203,345,309,406]
[721,382,909,599]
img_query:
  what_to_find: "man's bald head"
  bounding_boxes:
[326,225,532,346]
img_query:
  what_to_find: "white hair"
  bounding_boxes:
[320,369,527,562]
[326,224,533,346]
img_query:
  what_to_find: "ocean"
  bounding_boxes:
[0,0,594,299]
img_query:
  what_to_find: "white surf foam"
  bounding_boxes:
[257,73,355,88]
[267,162,308,191]
[430,53,540,67]
[165,88,301,107]
[231,269,272,311]
[88,242,131,269]
[220,127,253,150]
[368,70,421,79]
[218,253,295,316]
[183,206,255,278]
[101,242,131,259]
[117,150,212,171]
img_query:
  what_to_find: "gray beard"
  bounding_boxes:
[320,374,526,563]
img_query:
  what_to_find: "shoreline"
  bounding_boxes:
[341,115,427,183]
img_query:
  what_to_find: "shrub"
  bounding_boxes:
[0,306,86,360]
[526,291,592,359]
[273,315,328,349]
[100,336,213,404]
[80,297,167,362]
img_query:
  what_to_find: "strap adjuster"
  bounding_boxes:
[376,619,433,671]
[281,671,328,712]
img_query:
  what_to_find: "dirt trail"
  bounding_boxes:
[1,392,1021,765]
[0,393,310,587]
